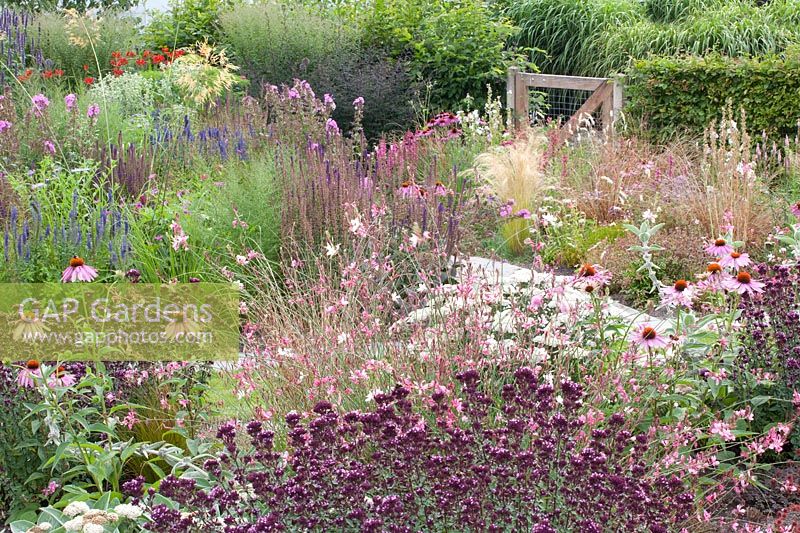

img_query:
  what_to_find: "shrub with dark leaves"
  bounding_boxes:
[141,368,694,532]
[740,263,800,386]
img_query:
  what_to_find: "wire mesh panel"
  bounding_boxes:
[506,69,623,140]
[528,87,602,129]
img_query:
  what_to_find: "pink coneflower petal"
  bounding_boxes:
[791,201,800,220]
[705,238,734,257]
[632,324,669,349]
[723,271,765,295]
[48,366,76,388]
[661,280,695,308]
[719,251,751,269]
[18,360,41,388]
[61,257,97,283]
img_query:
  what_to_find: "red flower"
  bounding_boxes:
[54,69,64,77]
[161,46,170,53]
[142,50,151,58]
[152,54,165,64]
[125,50,136,57]
[83,64,89,71]
[135,58,146,67]
[175,49,186,57]
[111,51,121,58]
[112,68,124,77]
[84,77,94,85]
[43,70,53,79]
[18,69,33,82]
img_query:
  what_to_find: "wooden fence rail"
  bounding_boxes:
[506,67,624,142]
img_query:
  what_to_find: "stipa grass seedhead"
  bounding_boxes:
[472,130,550,254]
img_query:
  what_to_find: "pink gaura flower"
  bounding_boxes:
[515,209,531,219]
[43,140,55,154]
[724,271,765,295]
[353,96,365,108]
[172,233,189,251]
[123,409,138,430]
[0,120,11,133]
[792,201,800,220]
[61,256,98,282]
[705,238,734,257]
[661,279,695,308]
[719,251,751,269]
[42,480,60,496]
[18,360,41,388]
[710,419,736,442]
[632,323,668,349]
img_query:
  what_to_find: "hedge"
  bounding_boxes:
[625,52,800,140]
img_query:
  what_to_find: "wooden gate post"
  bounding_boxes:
[506,67,519,129]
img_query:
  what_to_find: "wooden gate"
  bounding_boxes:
[506,67,623,142]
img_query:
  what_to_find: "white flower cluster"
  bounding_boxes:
[59,501,143,533]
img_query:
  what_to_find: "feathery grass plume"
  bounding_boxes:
[473,130,549,255]
[170,41,241,108]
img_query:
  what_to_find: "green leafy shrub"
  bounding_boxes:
[625,52,800,140]
[364,0,527,111]
[88,71,180,125]
[145,0,231,49]
[0,367,52,522]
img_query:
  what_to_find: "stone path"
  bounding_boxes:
[464,255,670,329]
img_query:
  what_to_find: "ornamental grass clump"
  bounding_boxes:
[141,368,694,532]
[473,131,550,255]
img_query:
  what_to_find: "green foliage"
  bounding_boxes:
[219,3,359,87]
[538,210,625,267]
[0,376,52,523]
[505,0,800,77]
[364,0,527,111]
[219,3,415,138]
[88,72,179,123]
[2,0,135,12]
[0,161,129,283]
[126,156,281,283]
[506,0,642,77]
[34,11,141,82]
[145,0,231,50]
[626,52,800,140]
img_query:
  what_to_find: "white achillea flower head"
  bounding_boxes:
[63,501,90,517]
